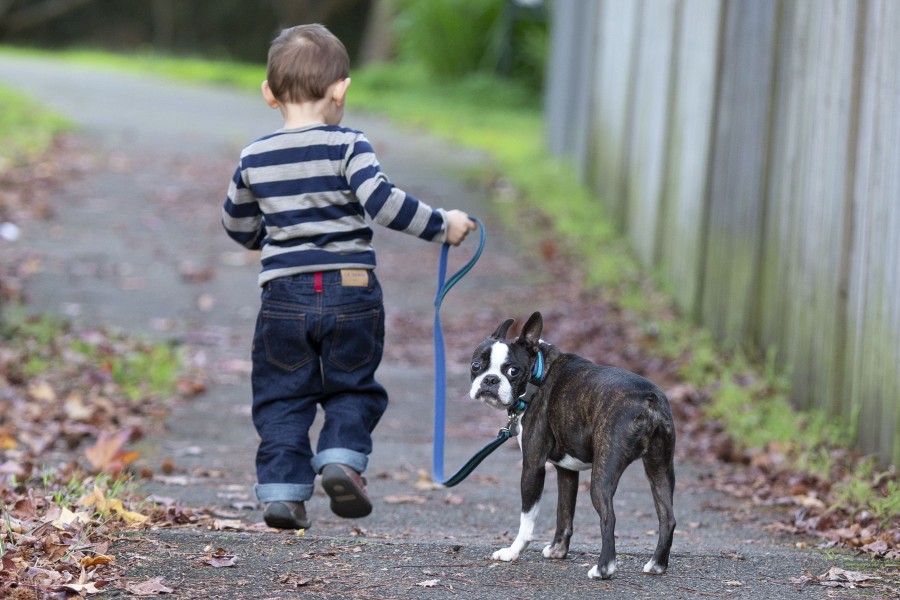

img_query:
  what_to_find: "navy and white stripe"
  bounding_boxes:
[222,124,448,286]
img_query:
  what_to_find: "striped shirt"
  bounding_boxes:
[222,124,448,286]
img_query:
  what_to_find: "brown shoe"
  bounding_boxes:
[263,501,311,530]
[320,464,372,518]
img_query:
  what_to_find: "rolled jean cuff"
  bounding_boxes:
[255,482,314,503]
[311,448,368,475]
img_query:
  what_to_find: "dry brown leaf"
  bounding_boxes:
[211,518,244,531]
[383,494,427,505]
[125,576,175,596]
[27,380,57,402]
[413,469,445,491]
[62,581,108,595]
[84,429,140,473]
[80,554,115,568]
[202,548,238,568]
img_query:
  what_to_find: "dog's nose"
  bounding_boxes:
[482,375,500,387]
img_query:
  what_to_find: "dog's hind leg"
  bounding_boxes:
[588,460,626,580]
[542,466,578,559]
[642,448,676,575]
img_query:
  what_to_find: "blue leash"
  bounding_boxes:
[434,217,511,486]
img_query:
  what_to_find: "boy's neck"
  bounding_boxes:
[279,98,340,129]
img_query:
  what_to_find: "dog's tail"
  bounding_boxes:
[647,390,675,436]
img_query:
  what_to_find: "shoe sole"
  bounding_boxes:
[263,504,311,530]
[321,465,373,519]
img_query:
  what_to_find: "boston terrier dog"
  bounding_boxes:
[469,312,676,580]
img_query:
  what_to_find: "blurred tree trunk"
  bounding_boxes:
[267,0,388,66]
[151,0,175,50]
[359,0,394,65]
[268,0,357,27]
[0,0,94,35]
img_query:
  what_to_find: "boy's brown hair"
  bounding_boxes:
[266,24,349,103]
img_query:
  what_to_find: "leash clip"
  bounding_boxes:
[503,412,520,437]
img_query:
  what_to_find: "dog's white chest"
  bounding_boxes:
[549,455,592,472]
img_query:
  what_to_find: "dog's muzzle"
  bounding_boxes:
[473,374,512,407]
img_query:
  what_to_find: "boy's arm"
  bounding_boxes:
[345,136,450,242]
[222,165,265,250]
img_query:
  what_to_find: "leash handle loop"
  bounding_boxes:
[433,217,488,485]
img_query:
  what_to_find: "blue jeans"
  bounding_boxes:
[251,270,387,503]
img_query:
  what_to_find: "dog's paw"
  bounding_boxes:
[542,543,568,559]
[587,559,616,580]
[642,559,667,575]
[492,547,520,562]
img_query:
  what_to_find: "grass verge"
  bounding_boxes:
[0,85,69,167]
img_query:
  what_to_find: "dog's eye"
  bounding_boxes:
[471,360,481,372]
[506,366,520,377]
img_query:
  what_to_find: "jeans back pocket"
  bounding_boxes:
[328,308,384,372]
[260,310,314,372]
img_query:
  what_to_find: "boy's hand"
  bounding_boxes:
[445,209,477,246]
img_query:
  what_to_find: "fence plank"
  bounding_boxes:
[625,0,679,266]
[701,0,779,341]
[758,1,858,413]
[659,0,722,315]
[544,0,598,160]
[587,0,643,228]
[846,0,900,464]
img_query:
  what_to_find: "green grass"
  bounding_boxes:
[0,85,70,165]
[1,307,182,400]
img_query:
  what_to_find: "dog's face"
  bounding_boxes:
[469,313,543,410]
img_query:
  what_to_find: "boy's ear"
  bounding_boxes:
[332,77,351,106]
[261,80,279,108]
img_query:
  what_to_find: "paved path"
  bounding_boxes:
[0,54,883,599]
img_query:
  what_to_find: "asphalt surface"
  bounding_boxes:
[0,54,892,599]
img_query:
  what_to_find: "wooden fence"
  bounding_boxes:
[545,0,900,465]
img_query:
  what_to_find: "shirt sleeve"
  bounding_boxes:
[222,162,265,250]
[344,134,448,242]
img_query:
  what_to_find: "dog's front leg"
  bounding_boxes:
[492,462,545,562]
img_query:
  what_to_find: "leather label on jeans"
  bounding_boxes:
[340,269,369,287]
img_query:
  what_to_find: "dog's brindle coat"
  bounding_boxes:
[469,312,676,580]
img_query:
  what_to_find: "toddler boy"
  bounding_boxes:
[221,24,475,529]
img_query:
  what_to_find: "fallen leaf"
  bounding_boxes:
[125,576,175,595]
[2,554,16,572]
[203,548,238,568]
[49,506,93,529]
[62,581,108,595]
[85,429,140,473]
[78,484,149,525]
[860,540,889,556]
[64,392,95,421]
[417,579,440,588]
[414,469,445,491]
[212,518,244,531]
[0,430,17,449]
[28,380,57,402]
[817,566,881,588]
[383,494,427,505]
[80,554,116,568]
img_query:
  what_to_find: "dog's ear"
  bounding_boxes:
[520,312,543,348]
[491,318,515,340]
